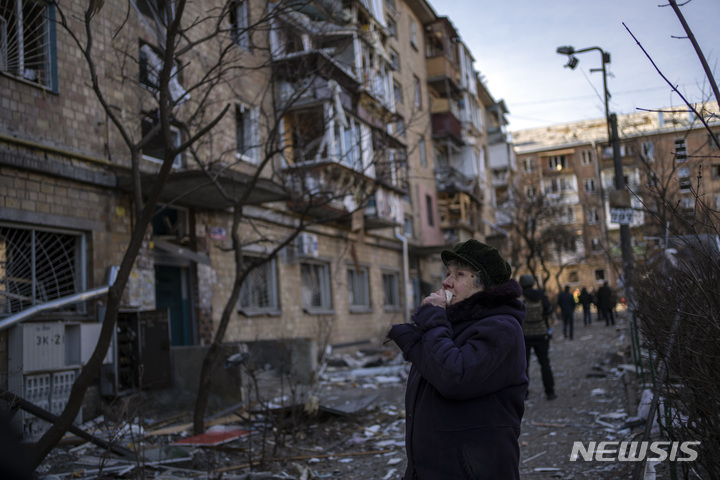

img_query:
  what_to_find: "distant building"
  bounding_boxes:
[502,104,720,291]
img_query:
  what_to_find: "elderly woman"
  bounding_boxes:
[387,239,527,480]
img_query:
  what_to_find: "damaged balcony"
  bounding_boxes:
[271,0,395,124]
[435,166,482,237]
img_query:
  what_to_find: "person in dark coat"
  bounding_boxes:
[519,274,557,400]
[596,281,615,326]
[557,285,577,339]
[578,287,593,327]
[387,240,527,480]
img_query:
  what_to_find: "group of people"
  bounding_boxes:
[386,239,621,479]
[557,281,618,340]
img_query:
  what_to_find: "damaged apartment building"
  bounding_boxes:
[0,0,512,440]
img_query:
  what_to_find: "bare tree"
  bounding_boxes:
[623,3,720,477]
[503,185,583,291]
[24,1,408,466]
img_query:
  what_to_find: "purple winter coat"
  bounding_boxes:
[387,279,528,480]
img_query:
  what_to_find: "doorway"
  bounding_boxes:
[155,265,194,346]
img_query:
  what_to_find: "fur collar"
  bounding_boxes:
[446,279,522,324]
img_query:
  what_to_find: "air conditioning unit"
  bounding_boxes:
[7,322,105,442]
[296,233,319,258]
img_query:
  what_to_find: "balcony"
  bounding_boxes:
[437,191,479,231]
[435,166,477,196]
[364,188,403,230]
[432,112,463,145]
[426,56,461,97]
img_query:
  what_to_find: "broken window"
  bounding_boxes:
[136,0,173,27]
[0,225,85,315]
[141,110,182,168]
[301,262,332,311]
[236,103,259,164]
[238,257,278,314]
[139,42,189,104]
[0,0,56,90]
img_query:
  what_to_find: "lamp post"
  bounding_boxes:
[556,45,634,304]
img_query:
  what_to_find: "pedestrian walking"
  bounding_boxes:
[578,287,593,327]
[519,274,557,401]
[596,281,615,326]
[557,285,577,339]
[387,240,527,480]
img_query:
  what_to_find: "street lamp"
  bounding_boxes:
[556,44,634,305]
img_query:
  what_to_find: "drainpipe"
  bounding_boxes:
[0,266,119,331]
[394,228,411,324]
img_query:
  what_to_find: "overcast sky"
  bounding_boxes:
[428,0,720,132]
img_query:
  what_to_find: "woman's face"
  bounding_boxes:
[441,265,484,305]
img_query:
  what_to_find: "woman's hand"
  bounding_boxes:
[421,289,450,308]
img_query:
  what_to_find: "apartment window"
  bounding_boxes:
[238,257,279,314]
[583,178,596,193]
[548,155,567,171]
[568,271,579,283]
[525,185,537,198]
[678,166,691,190]
[382,271,400,309]
[426,194,434,227]
[347,266,370,310]
[545,176,574,194]
[229,0,249,49]
[715,195,720,211]
[0,225,85,315]
[336,121,361,168]
[137,0,173,24]
[413,75,422,109]
[709,132,720,150]
[301,262,332,311]
[580,150,593,165]
[418,135,426,167]
[641,141,655,162]
[680,197,694,210]
[236,103,259,164]
[0,0,57,90]
[435,147,447,168]
[139,42,188,104]
[674,138,688,162]
[523,157,535,173]
[409,18,418,49]
[587,208,599,224]
[142,111,182,167]
[594,269,606,282]
[386,17,396,37]
[393,80,403,105]
[591,238,602,252]
[404,215,413,238]
[712,164,720,178]
[389,49,400,71]
[557,205,575,224]
[395,118,405,138]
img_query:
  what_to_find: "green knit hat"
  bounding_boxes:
[441,239,511,287]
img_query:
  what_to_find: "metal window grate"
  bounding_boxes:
[0,226,83,315]
[0,0,52,87]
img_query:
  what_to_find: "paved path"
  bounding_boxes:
[520,309,638,479]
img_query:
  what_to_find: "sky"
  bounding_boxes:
[428,0,720,132]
